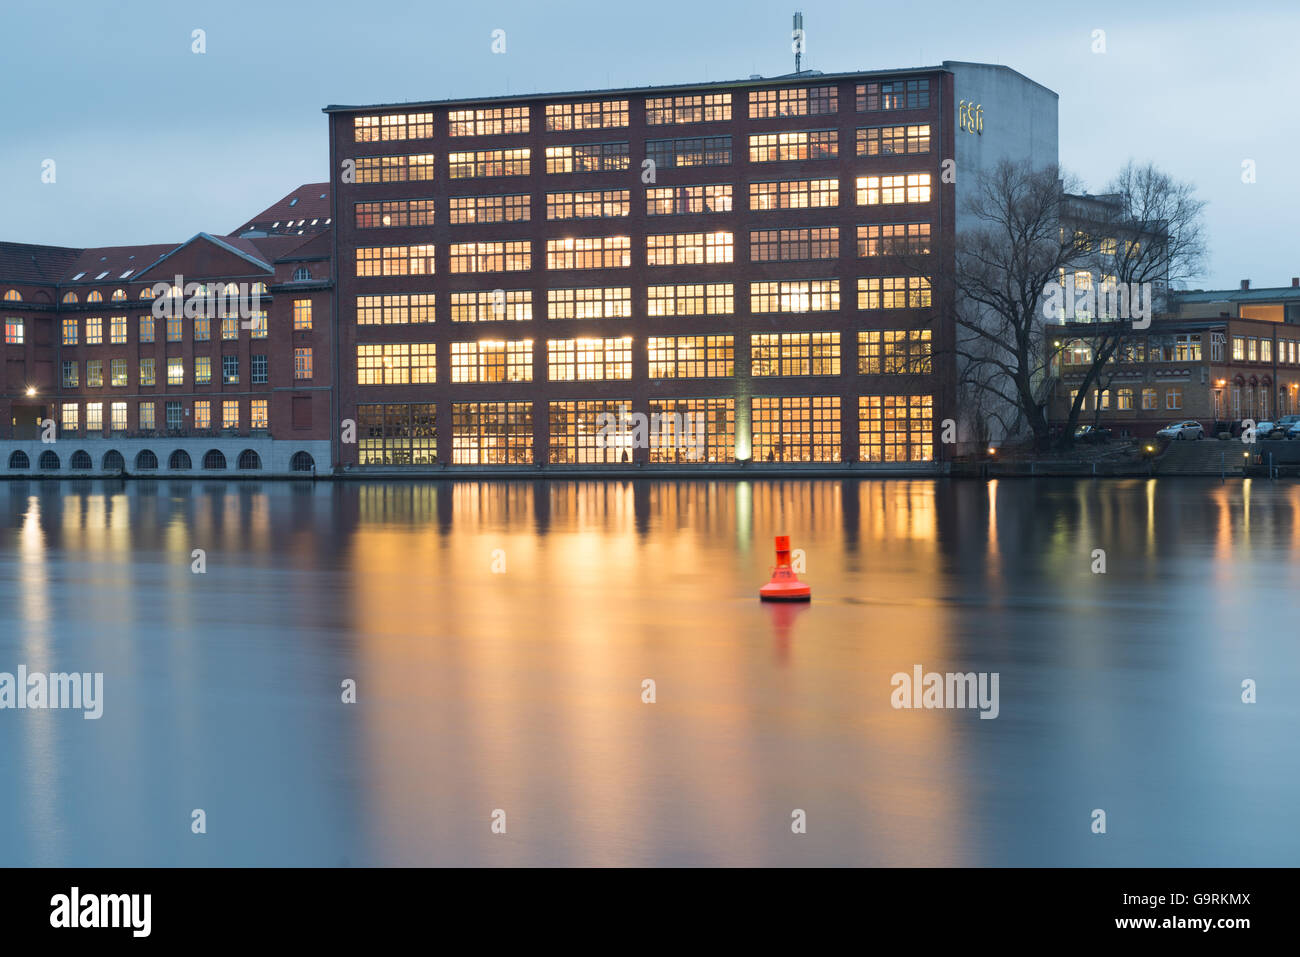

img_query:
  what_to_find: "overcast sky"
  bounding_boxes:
[1,0,1295,289]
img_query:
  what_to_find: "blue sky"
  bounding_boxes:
[1,0,1295,289]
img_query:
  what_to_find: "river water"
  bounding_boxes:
[1,477,1297,866]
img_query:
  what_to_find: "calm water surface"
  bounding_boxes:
[1,477,1297,866]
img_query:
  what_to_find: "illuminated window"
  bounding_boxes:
[452,402,534,464]
[166,315,182,341]
[547,287,631,320]
[646,231,734,266]
[294,299,312,331]
[858,395,933,462]
[450,340,533,383]
[87,291,103,303]
[447,149,530,178]
[61,403,79,431]
[857,276,932,309]
[546,236,631,270]
[139,402,155,431]
[110,402,127,432]
[448,106,530,136]
[357,344,436,384]
[140,357,155,387]
[749,178,838,211]
[646,184,733,216]
[858,330,932,374]
[356,245,436,277]
[1232,336,1245,361]
[645,136,732,168]
[449,290,531,323]
[194,400,212,430]
[62,317,78,345]
[62,361,78,387]
[110,358,128,387]
[547,337,633,380]
[194,316,211,341]
[748,130,838,162]
[544,100,628,131]
[108,315,127,344]
[545,142,630,174]
[251,399,269,430]
[356,199,436,228]
[547,400,633,464]
[856,125,930,155]
[647,283,734,317]
[167,357,184,385]
[448,194,530,224]
[356,294,437,325]
[647,335,734,378]
[85,403,103,432]
[750,227,838,262]
[646,93,731,125]
[353,112,434,141]
[856,80,930,111]
[752,397,841,462]
[750,333,840,376]
[857,223,931,256]
[295,347,313,379]
[1166,387,1182,410]
[86,316,103,344]
[357,403,437,465]
[1142,388,1157,410]
[4,317,23,344]
[354,153,436,184]
[2,290,20,302]
[223,354,239,384]
[86,360,103,387]
[749,86,838,118]
[750,280,840,314]
[856,173,932,205]
[546,189,629,220]
[222,400,240,430]
[647,398,735,463]
[449,241,531,273]
[222,315,239,340]
[195,356,211,385]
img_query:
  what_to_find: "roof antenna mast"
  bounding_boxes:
[793,11,804,73]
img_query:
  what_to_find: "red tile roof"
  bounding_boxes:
[0,241,84,284]
[230,183,332,237]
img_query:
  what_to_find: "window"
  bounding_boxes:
[645,136,732,169]
[647,336,734,378]
[356,293,437,325]
[752,396,841,462]
[546,190,629,220]
[749,86,838,118]
[87,359,103,387]
[194,400,211,430]
[61,403,78,432]
[449,290,531,323]
[252,354,268,384]
[548,287,631,320]
[1166,387,1182,410]
[451,402,534,464]
[547,338,633,380]
[110,402,127,432]
[856,79,931,111]
[645,184,732,216]
[646,231,734,266]
[356,199,436,228]
[545,142,630,174]
[856,173,932,205]
[85,403,103,432]
[750,280,840,314]
[646,93,732,125]
[448,106,530,136]
[858,223,932,257]
[292,267,312,281]
[139,315,154,343]
[857,330,932,374]
[293,299,312,330]
[195,356,211,385]
[546,236,631,270]
[450,340,533,383]
[544,100,628,131]
[357,404,437,465]
[547,400,633,464]
[447,149,531,178]
[750,227,839,262]
[109,315,127,344]
[62,318,78,345]
[87,291,103,303]
[222,401,240,430]
[858,395,933,462]
[748,130,838,162]
[140,358,156,386]
[4,317,23,344]
[356,344,437,384]
[251,399,269,430]
[1232,336,1245,361]
[449,241,531,273]
[1261,339,1273,362]
[354,153,436,183]
[223,354,239,384]
[750,333,841,376]
[86,316,103,344]
[1248,338,1258,362]
[139,402,155,431]
[110,358,128,387]
[165,402,183,430]
[62,361,78,387]
[749,178,838,211]
[353,111,434,141]
[449,194,530,224]
[857,125,931,155]
[356,244,437,276]
[647,398,735,463]
[1117,388,1133,411]
[2,290,20,302]
[1142,388,1157,410]
[166,315,182,341]
[857,276,932,309]
[295,347,313,379]
[194,315,211,341]
[647,283,734,317]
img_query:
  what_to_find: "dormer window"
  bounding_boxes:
[293,267,312,281]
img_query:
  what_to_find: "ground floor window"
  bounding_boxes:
[358,403,437,465]
[647,398,735,463]
[451,402,533,464]
[1117,388,1133,410]
[858,394,933,463]
[1166,387,1182,411]
[251,399,269,431]
[548,400,633,463]
[1142,388,1157,411]
[752,396,841,463]
[61,403,79,432]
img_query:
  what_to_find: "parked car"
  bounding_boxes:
[1287,420,1300,440]
[1074,424,1112,443]
[1276,415,1300,439]
[1156,420,1204,440]
[1256,421,1282,439]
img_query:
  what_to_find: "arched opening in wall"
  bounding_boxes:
[70,450,92,470]
[8,450,30,470]
[103,450,125,472]
[202,450,227,471]
[135,450,159,470]
[290,451,315,472]
[38,451,60,470]
[169,450,192,470]
[236,449,262,470]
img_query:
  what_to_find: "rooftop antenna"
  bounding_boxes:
[793,11,804,73]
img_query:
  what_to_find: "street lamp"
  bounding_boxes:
[25,387,35,397]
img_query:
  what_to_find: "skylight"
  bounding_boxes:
[95,270,109,279]
[289,198,299,207]
[319,193,326,199]
[120,270,133,278]
[71,272,85,280]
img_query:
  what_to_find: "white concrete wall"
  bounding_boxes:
[1,438,330,477]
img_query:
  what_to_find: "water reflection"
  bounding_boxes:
[1,478,1298,866]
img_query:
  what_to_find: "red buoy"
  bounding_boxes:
[759,535,811,602]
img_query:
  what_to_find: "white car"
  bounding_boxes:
[1156,420,1204,440]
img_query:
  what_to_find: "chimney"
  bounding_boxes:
[1240,279,1251,290]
